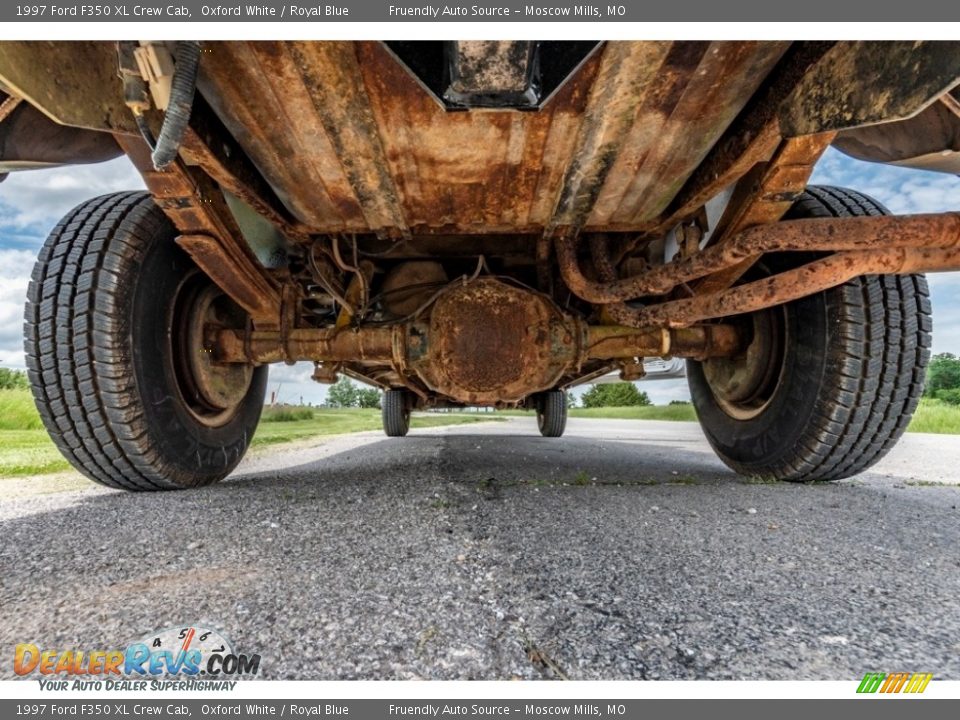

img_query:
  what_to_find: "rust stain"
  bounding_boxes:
[198,42,363,229]
[614,42,790,225]
[558,211,960,305]
[632,245,960,328]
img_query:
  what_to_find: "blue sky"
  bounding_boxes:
[1,148,958,405]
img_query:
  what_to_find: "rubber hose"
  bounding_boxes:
[151,41,201,170]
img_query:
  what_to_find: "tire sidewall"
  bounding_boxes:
[687,287,830,473]
[127,209,266,485]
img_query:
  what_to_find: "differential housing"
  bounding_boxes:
[403,278,584,405]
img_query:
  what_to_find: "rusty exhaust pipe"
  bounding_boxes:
[557,212,960,304]
[627,246,960,327]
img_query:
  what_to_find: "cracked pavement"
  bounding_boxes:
[2,418,959,680]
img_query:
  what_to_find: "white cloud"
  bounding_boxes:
[0,249,34,370]
[263,362,328,406]
[0,159,144,372]
[811,148,960,357]
[633,377,690,404]
[2,148,959,404]
[0,157,144,232]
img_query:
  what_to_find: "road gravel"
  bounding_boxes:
[2,418,958,680]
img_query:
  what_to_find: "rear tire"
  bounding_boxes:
[24,192,267,491]
[687,186,931,482]
[382,389,411,436]
[536,390,568,438]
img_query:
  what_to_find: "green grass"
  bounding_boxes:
[907,398,960,434]
[570,404,698,421]
[260,405,316,422]
[0,391,70,478]
[0,430,73,477]
[249,408,501,447]
[0,390,501,479]
[2,387,959,480]
[497,404,698,421]
[505,397,960,431]
[0,389,44,430]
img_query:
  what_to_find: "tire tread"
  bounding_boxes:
[24,192,223,490]
[717,185,931,481]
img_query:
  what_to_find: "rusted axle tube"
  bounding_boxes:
[557,212,960,304]
[585,324,741,361]
[629,246,960,328]
[213,326,397,365]
[212,323,741,365]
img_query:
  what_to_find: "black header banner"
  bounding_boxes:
[4,1,960,22]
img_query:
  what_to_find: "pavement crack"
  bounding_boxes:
[520,631,570,680]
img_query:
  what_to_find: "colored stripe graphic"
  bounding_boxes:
[857,672,932,694]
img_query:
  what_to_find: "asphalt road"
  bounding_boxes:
[2,418,959,680]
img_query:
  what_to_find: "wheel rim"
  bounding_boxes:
[170,271,254,427]
[701,307,787,421]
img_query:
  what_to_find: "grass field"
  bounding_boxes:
[251,407,501,447]
[1,388,959,479]
[570,404,698,422]
[0,392,500,479]
[505,397,960,431]
[495,405,698,421]
[907,398,960,434]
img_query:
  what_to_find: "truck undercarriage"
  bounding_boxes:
[2,40,959,489]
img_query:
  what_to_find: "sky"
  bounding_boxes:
[2,148,959,406]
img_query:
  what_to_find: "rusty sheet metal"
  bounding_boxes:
[194,41,788,236]
[198,41,408,237]
[546,41,674,232]
[585,42,790,228]
[631,246,960,328]
[658,42,833,230]
[196,42,369,233]
[117,135,281,326]
[287,42,410,238]
[359,41,599,234]
[559,211,960,305]
[0,42,138,134]
[833,95,960,175]
[780,41,960,137]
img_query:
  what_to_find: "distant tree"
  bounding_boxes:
[0,368,29,390]
[935,388,960,406]
[327,377,359,408]
[925,353,960,396]
[566,392,577,409]
[581,382,651,408]
[356,387,381,409]
[669,399,691,406]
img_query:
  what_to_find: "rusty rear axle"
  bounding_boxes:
[212,322,741,367]
[208,278,742,405]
